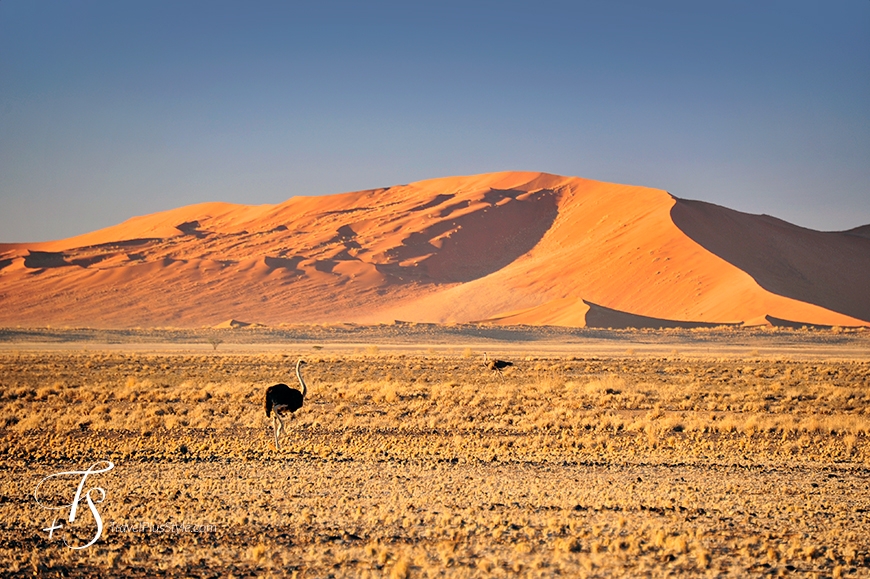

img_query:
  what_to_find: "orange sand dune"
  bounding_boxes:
[0,171,867,328]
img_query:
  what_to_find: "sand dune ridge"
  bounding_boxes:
[0,171,866,328]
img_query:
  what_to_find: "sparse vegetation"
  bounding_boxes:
[1,329,869,577]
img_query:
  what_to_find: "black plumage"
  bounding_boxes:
[264,383,303,417]
[483,352,513,381]
[265,359,307,449]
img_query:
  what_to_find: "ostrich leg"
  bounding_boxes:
[273,415,282,449]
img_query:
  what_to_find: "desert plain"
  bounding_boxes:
[2,324,869,578]
[2,171,869,577]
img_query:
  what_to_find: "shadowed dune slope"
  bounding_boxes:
[671,199,870,323]
[0,171,867,328]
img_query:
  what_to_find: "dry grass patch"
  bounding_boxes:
[0,348,868,577]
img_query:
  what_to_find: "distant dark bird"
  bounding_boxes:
[264,359,307,449]
[483,352,513,381]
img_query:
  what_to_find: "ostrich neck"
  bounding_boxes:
[296,364,307,398]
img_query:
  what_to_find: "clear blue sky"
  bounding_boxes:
[1,1,868,242]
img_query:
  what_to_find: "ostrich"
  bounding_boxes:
[483,352,513,381]
[264,359,307,449]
